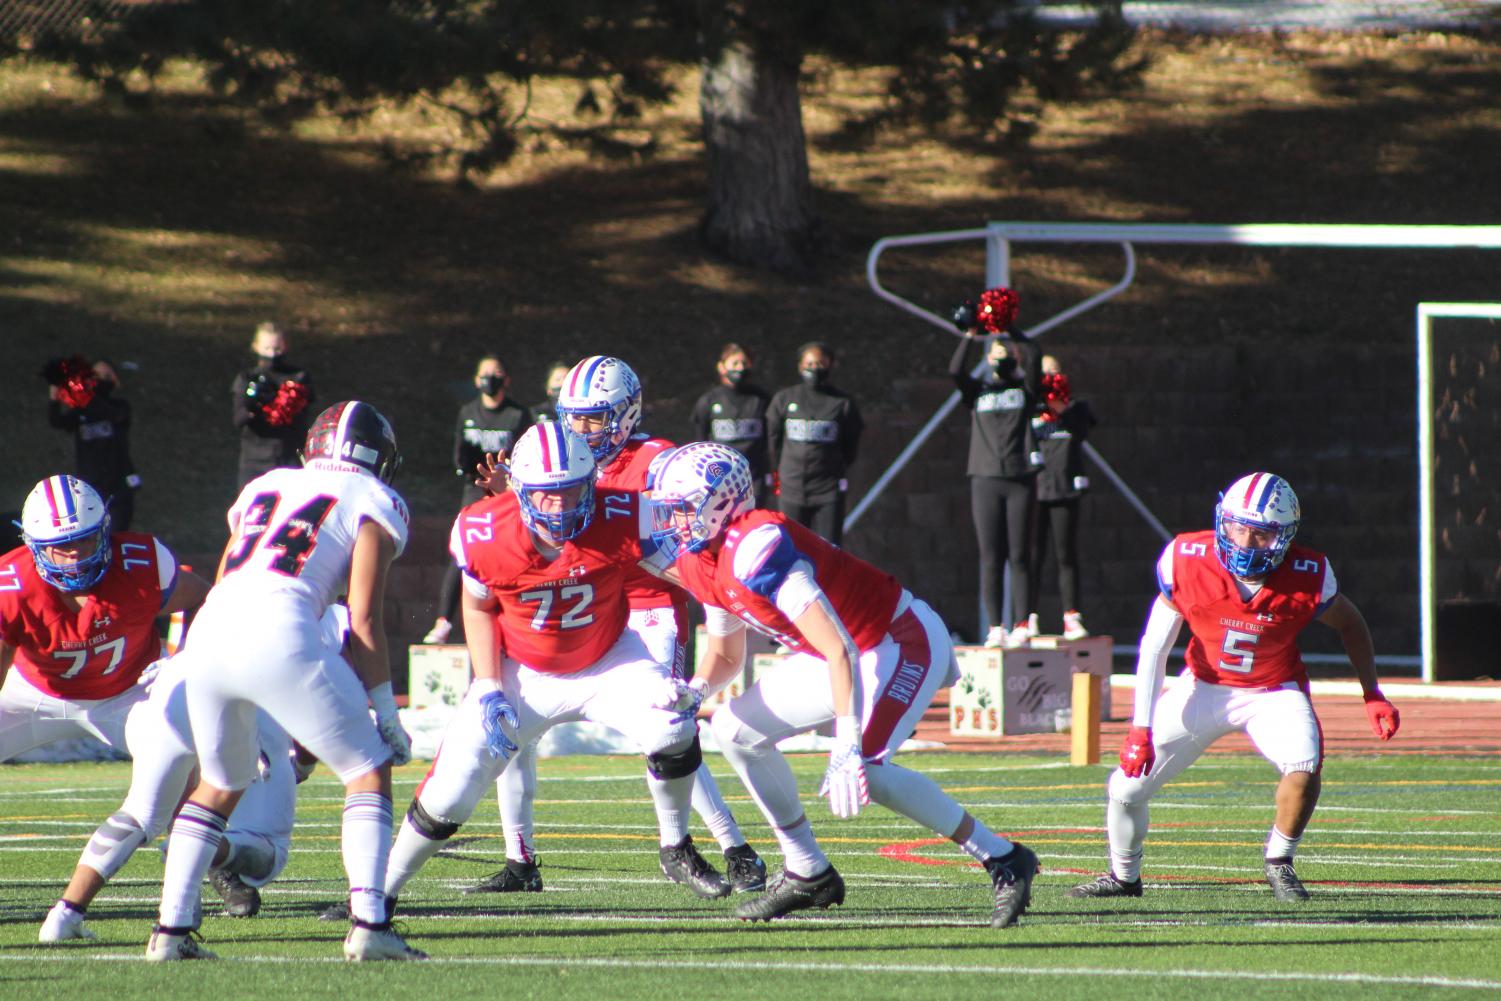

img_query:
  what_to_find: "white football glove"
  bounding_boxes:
[819,715,869,819]
[368,682,413,767]
[654,677,708,724]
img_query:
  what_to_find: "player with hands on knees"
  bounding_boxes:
[1069,473,1400,905]
[648,442,1040,927]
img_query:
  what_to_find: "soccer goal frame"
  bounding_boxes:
[862,222,1501,672]
[1416,302,1501,683]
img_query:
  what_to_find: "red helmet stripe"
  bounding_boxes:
[1240,472,1265,510]
[45,476,74,527]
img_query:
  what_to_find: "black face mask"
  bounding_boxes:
[723,368,745,387]
[800,367,828,388]
[478,375,506,397]
[991,356,1016,378]
[94,379,115,398]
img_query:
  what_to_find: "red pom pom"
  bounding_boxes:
[262,380,311,428]
[1042,372,1071,405]
[57,357,99,409]
[976,287,1020,334]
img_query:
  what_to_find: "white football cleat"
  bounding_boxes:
[145,928,216,961]
[421,619,452,644]
[1062,610,1089,640]
[344,923,427,961]
[39,901,96,943]
[983,626,1006,648]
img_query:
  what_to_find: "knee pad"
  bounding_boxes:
[81,811,149,880]
[407,799,461,842]
[646,735,703,781]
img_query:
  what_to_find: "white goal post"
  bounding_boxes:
[862,222,1501,673]
[1416,302,1501,683]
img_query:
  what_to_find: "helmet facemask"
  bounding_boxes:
[1213,473,1300,580]
[21,475,113,592]
[650,443,754,554]
[556,356,643,463]
[507,422,598,545]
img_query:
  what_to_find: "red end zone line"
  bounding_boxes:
[878,838,1501,893]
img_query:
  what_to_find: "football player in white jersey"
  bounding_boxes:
[40,608,349,942]
[146,401,424,962]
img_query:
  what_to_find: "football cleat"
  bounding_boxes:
[421,618,452,644]
[1062,610,1089,640]
[208,867,262,917]
[985,843,1040,928]
[344,921,427,962]
[1001,623,1033,649]
[146,927,216,961]
[723,844,768,894]
[318,894,396,923]
[1066,872,1143,898]
[659,836,732,899]
[735,866,845,922]
[39,900,96,943]
[464,858,543,894]
[983,625,1006,648]
[1265,860,1310,902]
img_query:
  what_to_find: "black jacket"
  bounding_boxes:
[950,336,1040,479]
[766,381,863,505]
[1034,400,1097,501]
[48,391,136,498]
[454,396,533,486]
[691,382,772,482]
[231,357,315,472]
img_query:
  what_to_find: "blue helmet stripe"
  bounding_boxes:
[1253,474,1277,516]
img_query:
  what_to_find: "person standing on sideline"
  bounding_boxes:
[1027,354,1097,639]
[647,442,1041,927]
[145,401,422,962]
[949,287,1041,648]
[43,357,141,530]
[766,342,862,546]
[531,361,572,424]
[692,343,773,508]
[1068,472,1400,904]
[230,322,315,489]
[422,355,533,645]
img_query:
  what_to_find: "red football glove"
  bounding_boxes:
[1119,725,1155,777]
[1364,693,1400,741]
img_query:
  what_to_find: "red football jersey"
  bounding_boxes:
[1168,529,1329,688]
[452,489,646,674]
[0,532,174,699]
[598,435,687,614]
[674,511,902,654]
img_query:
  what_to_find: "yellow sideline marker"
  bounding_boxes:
[1071,671,1102,765]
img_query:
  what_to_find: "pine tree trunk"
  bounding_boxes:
[698,41,818,273]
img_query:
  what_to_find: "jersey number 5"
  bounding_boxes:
[1219,628,1259,674]
[222,492,338,578]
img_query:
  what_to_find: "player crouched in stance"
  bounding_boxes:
[146,401,423,962]
[649,443,1040,926]
[0,475,211,941]
[469,355,763,899]
[1069,473,1400,904]
[381,422,710,907]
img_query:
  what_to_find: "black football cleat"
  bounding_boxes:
[659,836,732,899]
[208,868,261,918]
[723,844,768,894]
[985,844,1040,928]
[735,866,845,921]
[1067,871,1144,899]
[1265,860,1310,902]
[464,858,543,894]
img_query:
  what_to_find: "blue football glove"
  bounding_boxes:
[654,677,708,725]
[479,689,520,762]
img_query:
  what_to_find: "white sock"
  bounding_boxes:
[690,764,744,852]
[774,814,830,878]
[958,816,1014,864]
[384,815,447,900]
[1106,797,1149,881]
[1265,826,1302,861]
[158,802,227,929]
[498,744,537,862]
[646,771,693,847]
[343,791,394,924]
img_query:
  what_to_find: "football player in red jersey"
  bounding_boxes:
[468,356,765,899]
[0,474,209,760]
[648,443,1040,927]
[1069,472,1401,904]
[381,421,721,904]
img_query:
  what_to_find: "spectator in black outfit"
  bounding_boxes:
[45,358,140,530]
[531,360,571,424]
[1027,354,1098,640]
[230,323,315,488]
[766,341,863,546]
[950,289,1042,648]
[691,342,774,508]
[423,354,534,645]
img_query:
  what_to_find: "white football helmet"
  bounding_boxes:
[649,442,755,553]
[1215,472,1300,579]
[556,356,643,462]
[507,421,597,542]
[21,474,113,591]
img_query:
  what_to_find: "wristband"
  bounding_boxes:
[472,677,500,697]
[834,714,861,744]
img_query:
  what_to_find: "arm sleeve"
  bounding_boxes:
[690,392,711,440]
[1132,596,1184,727]
[46,401,77,431]
[451,408,469,475]
[839,397,863,467]
[948,338,980,404]
[231,372,259,429]
[765,394,785,467]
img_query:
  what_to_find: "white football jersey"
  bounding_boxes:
[207,460,410,617]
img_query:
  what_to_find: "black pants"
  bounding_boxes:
[1032,498,1082,615]
[780,492,846,547]
[971,475,1035,625]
